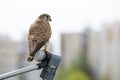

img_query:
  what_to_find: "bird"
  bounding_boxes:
[27,13,52,62]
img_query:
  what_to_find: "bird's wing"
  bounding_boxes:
[28,20,51,56]
[28,38,45,56]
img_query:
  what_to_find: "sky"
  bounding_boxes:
[0,0,120,54]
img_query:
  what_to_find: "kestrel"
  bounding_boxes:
[27,13,52,61]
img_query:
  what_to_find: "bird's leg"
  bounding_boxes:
[44,41,49,53]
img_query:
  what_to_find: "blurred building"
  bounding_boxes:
[87,23,120,80]
[86,29,102,79]
[101,23,120,80]
[0,36,19,80]
[61,33,86,67]
[60,22,120,80]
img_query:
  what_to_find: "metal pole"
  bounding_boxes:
[0,64,38,80]
[0,51,61,80]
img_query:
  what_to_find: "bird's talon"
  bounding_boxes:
[42,49,49,54]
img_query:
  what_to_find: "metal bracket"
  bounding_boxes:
[40,53,61,80]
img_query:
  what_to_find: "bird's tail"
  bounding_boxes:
[27,40,34,61]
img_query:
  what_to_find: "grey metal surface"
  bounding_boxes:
[0,64,38,80]
[34,50,46,62]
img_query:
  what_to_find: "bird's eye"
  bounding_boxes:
[47,16,50,19]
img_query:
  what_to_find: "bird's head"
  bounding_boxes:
[38,13,52,22]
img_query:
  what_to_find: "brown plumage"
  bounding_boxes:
[27,13,52,61]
